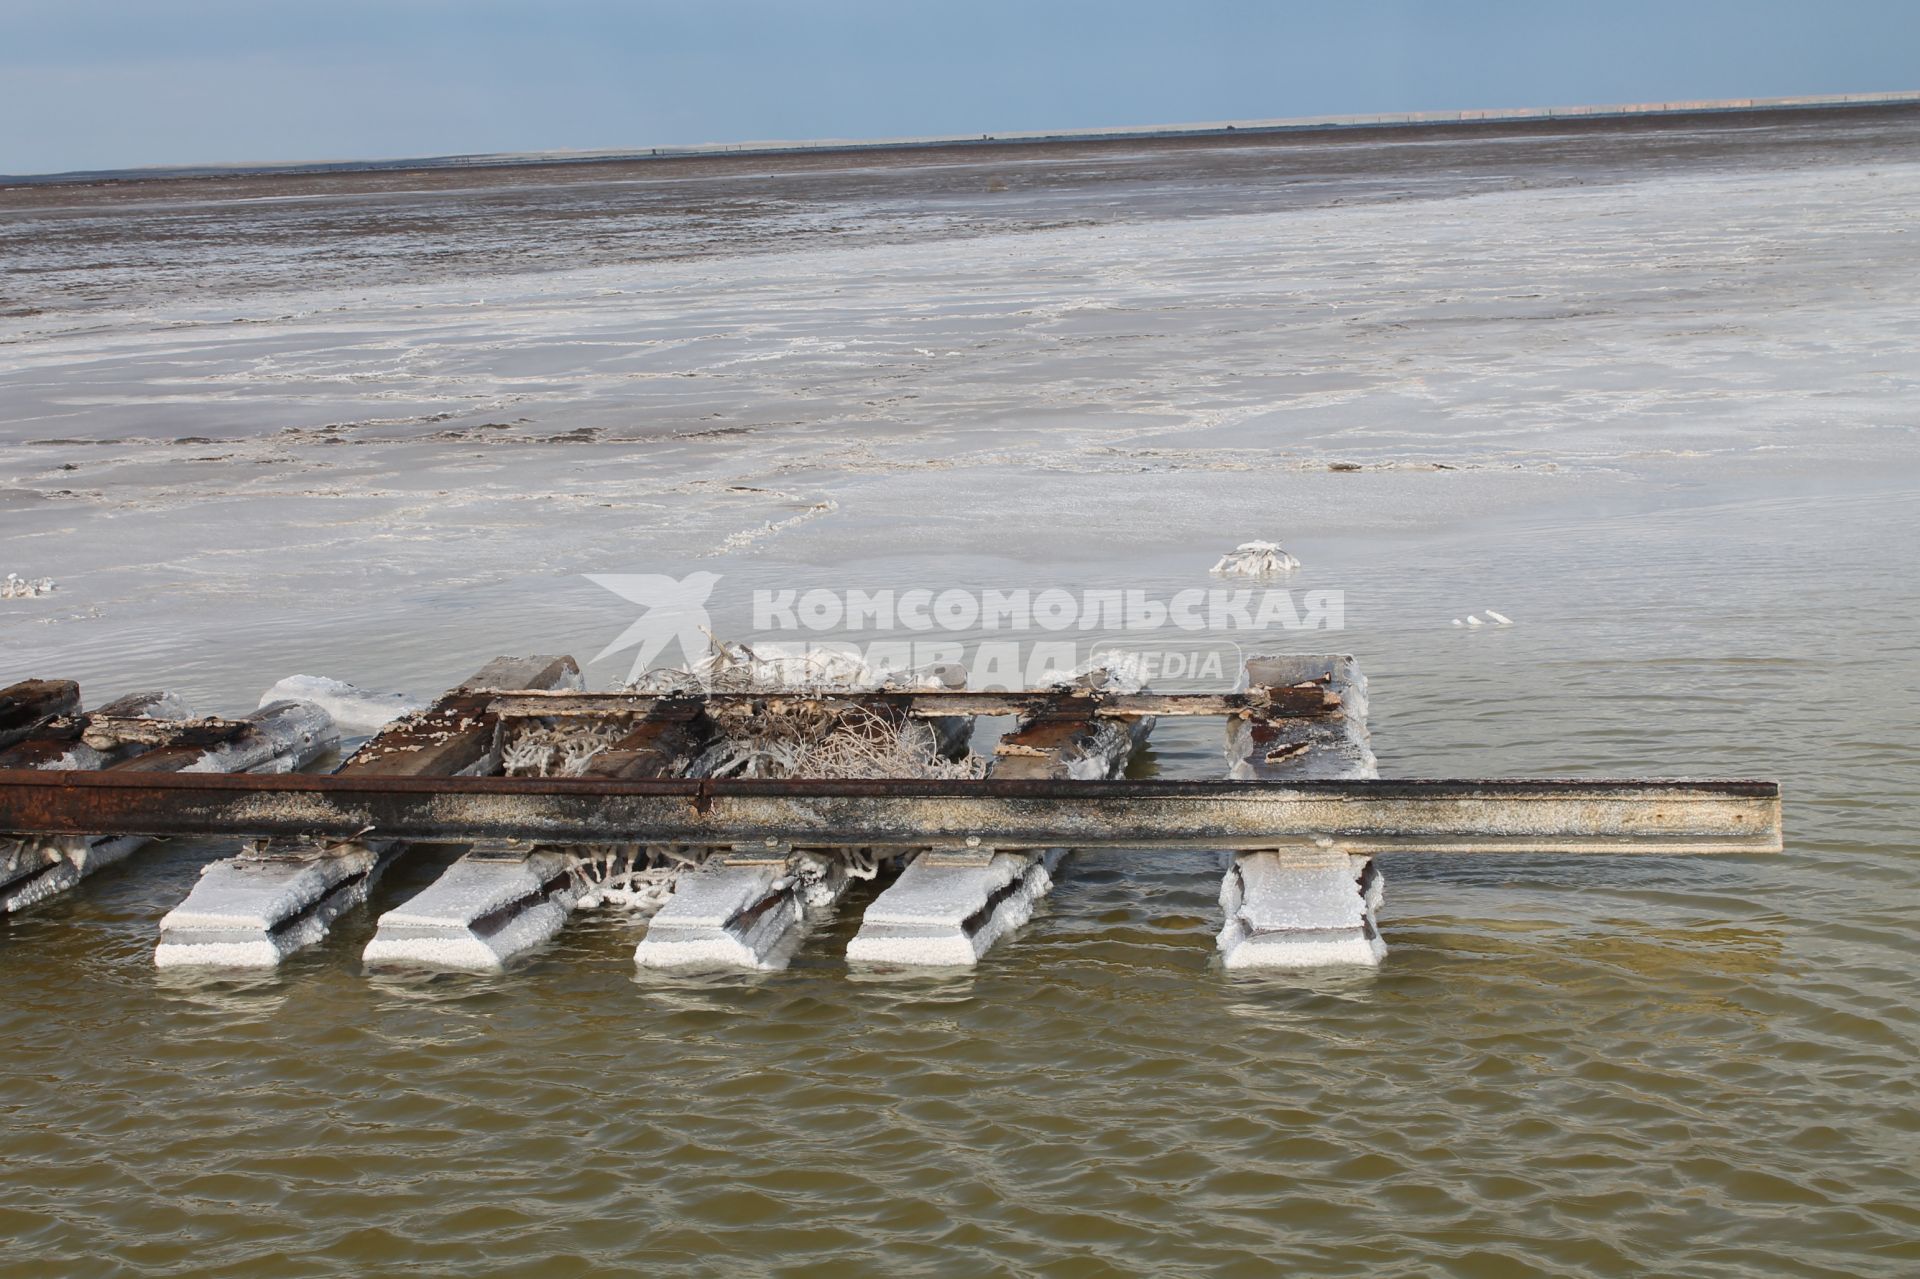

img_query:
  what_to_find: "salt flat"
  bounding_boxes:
[3,118,1917,705]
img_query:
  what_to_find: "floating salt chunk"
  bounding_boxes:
[1486,610,1514,625]
[257,675,426,735]
[1,573,56,599]
[1210,541,1300,578]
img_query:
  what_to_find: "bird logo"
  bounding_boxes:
[586,571,723,684]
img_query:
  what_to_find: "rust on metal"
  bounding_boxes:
[0,769,1783,855]
[343,692,502,776]
[988,704,1145,780]
[351,653,583,776]
[483,685,1339,722]
[0,680,81,752]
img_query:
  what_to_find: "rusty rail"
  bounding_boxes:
[0,770,1781,855]
[482,686,1341,720]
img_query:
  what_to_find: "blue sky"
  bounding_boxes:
[3,0,1915,174]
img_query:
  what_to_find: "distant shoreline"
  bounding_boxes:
[7,89,1918,187]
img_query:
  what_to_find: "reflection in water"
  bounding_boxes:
[151,968,295,1019]
[1219,967,1383,1027]
[839,967,980,1004]
[361,969,521,1007]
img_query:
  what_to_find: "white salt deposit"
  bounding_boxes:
[156,841,385,969]
[710,499,838,555]
[628,846,887,969]
[1210,541,1300,577]
[1218,655,1386,967]
[170,699,337,774]
[1216,850,1387,970]
[97,690,193,722]
[571,845,707,913]
[364,846,583,972]
[4,156,1913,724]
[1,835,148,913]
[500,721,625,777]
[257,675,426,735]
[631,639,957,697]
[1,573,55,599]
[846,849,1064,967]
[629,638,979,782]
[634,857,831,970]
[1036,650,1153,696]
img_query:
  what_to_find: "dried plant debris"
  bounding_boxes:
[510,639,985,914]
[500,721,628,777]
[568,844,708,915]
[516,642,1150,916]
[690,701,985,781]
[634,641,984,780]
[566,843,894,917]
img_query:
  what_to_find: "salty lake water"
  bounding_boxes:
[2,112,1918,1275]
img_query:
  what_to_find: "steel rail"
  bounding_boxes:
[0,770,1781,855]
[481,687,1340,720]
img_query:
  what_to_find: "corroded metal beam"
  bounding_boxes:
[0,771,1782,855]
[483,685,1340,722]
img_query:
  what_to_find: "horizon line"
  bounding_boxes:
[7,88,1918,186]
